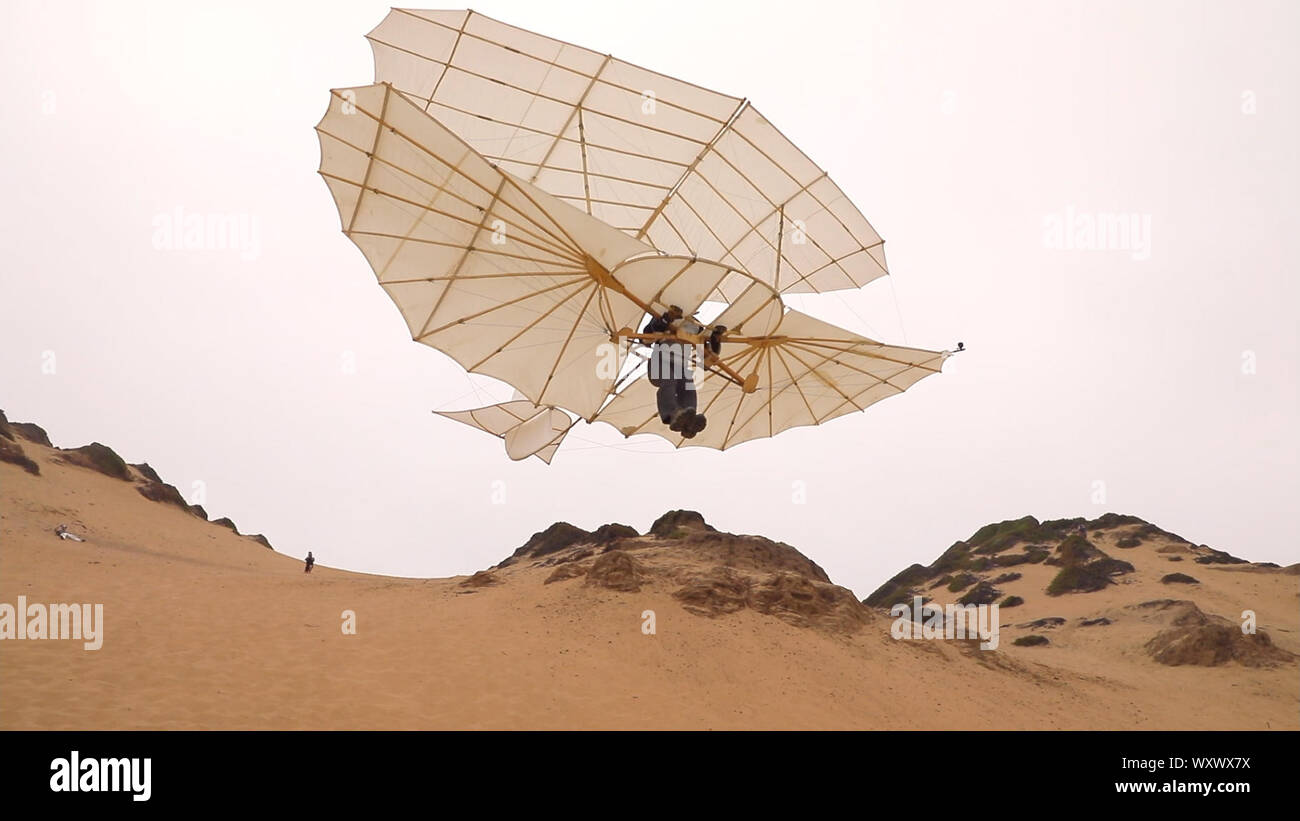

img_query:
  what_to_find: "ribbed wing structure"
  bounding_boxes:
[595,309,949,451]
[434,401,571,462]
[317,82,651,419]
[314,14,955,462]
[366,9,889,299]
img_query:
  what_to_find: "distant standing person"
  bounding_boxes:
[304,551,315,574]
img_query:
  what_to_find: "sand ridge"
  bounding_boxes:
[1,423,1295,729]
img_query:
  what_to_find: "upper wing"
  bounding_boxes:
[366,9,889,299]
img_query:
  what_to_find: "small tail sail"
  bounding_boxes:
[434,400,572,463]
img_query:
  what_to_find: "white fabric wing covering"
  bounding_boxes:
[595,309,949,451]
[366,9,889,299]
[503,407,572,462]
[317,83,654,419]
[434,400,571,462]
[608,256,739,320]
[314,11,954,461]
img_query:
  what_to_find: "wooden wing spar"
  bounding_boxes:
[316,11,956,462]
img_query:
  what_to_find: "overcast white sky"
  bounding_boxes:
[2,0,1296,594]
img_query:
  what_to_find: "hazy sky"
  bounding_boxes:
[2,0,1296,595]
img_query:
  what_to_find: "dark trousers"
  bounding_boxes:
[655,376,697,423]
[649,346,696,423]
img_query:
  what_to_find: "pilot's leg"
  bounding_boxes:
[656,380,678,424]
[678,371,696,415]
[679,366,706,436]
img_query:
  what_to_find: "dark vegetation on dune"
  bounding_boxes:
[1045,536,1135,596]
[1044,563,1101,595]
[0,437,41,475]
[1046,534,1107,566]
[10,421,52,446]
[867,564,932,608]
[1013,635,1050,647]
[125,463,220,522]
[968,515,1068,555]
[945,573,977,592]
[60,442,132,480]
[1046,564,1115,596]
[1,411,54,448]
[135,478,189,509]
[865,513,1151,609]
[1022,617,1066,629]
[1194,548,1249,565]
[499,522,592,566]
[131,462,163,483]
[957,582,1002,606]
[205,516,272,550]
[1090,557,1137,576]
[1134,521,1191,544]
[991,547,1051,567]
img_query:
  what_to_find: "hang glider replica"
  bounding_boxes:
[316,9,958,462]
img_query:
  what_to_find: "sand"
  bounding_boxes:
[1,436,1295,729]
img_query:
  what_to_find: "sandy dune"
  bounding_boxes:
[1,426,1295,730]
